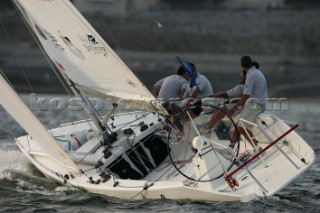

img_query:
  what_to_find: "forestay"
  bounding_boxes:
[13,0,165,113]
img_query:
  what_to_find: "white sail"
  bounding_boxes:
[13,0,165,113]
[0,75,78,172]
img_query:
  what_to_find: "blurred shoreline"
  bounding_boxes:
[0,1,319,99]
[1,48,319,99]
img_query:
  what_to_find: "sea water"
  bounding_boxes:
[0,95,319,212]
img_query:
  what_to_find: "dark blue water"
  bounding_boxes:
[0,96,319,212]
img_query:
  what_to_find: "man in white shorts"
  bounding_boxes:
[196,70,247,133]
[226,56,268,149]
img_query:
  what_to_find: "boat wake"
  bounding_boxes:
[0,148,79,195]
[0,149,30,176]
[259,196,305,210]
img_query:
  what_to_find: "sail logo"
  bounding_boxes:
[78,34,108,57]
[34,24,64,52]
[127,79,137,87]
[35,24,47,40]
[59,32,85,61]
[55,60,65,71]
[87,35,98,45]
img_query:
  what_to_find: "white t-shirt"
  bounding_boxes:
[226,84,245,98]
[243,67,268,105]
[157,75,189,102]
[191,74,213,98]
[153,78,165,89]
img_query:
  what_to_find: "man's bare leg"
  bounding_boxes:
[229,126,258,148]
[207,109,226,129]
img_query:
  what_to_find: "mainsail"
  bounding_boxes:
[13,0,164,113]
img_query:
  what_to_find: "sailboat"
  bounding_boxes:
[0,0,315,201]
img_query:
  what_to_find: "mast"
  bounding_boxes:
[66,76,116,145]
[12,0,167,144]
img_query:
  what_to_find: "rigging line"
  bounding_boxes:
[11,3,71,96]
[13,4,101,141]
[155,18,200,63]
[87,2,155,99]
[166,108,240,182]
[155,19,208,82]
[0,13,34,93]
[77,92,103,125]
[67,81,103,138]
[84,95,104,121]
[128,181,155,200]
[18,22,99,135]
[0,68,15,89]
[154,19,178,53]
[88,2,123,55]
[111,112,151,128]
[155,21,205,98]
[72,167,97,177]
[155,163,174,181]
[15,4,103,139]
[128,162,177,199]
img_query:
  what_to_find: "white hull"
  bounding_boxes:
[5,0,315,202]
[15,112,315,202]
